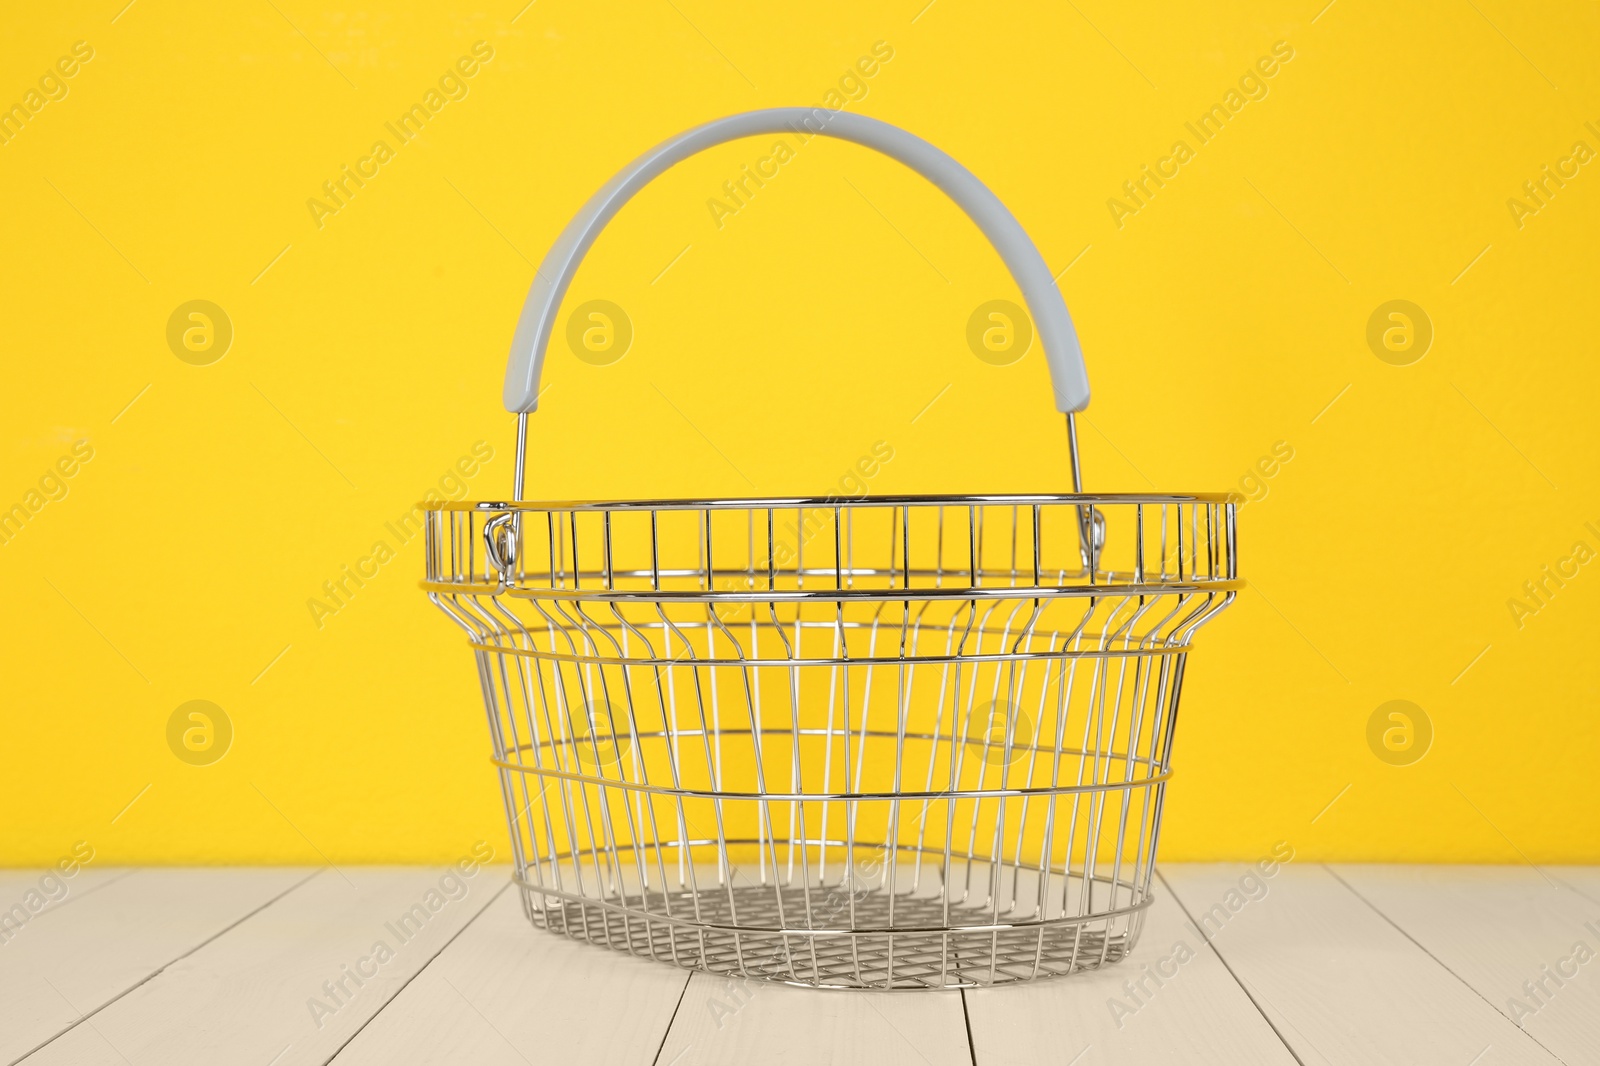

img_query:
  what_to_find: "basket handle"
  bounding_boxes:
[502,107,1091,415]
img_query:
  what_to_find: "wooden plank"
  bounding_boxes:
[1553,867,1600,907]
[21,867,501,1066]
[2,867,308,1065]
[1162,864,1564,1066]
[656,970,971,1066]
[15,865,1591,1064]
[1333,865,1600,1065]
[331,888,690,1066]
[963,872,1298,1065]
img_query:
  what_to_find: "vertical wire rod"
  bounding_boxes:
[1064,413,1084,494]
[514,412,530,502]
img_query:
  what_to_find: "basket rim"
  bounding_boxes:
[421,577,1244,601]
[422,491,1237,513]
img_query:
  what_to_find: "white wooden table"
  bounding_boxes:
[3,865,1596,1065]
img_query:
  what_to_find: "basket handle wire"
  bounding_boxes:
[490,108,1104,570]
[502,109,1091,417]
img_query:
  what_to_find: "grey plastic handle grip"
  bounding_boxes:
[503,108,1091,414]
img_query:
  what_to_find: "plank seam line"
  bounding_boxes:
[5,867,142,941]
[1552,872,1600,910]
[1156,867,1309,1066]
[864,994,956,1062]
[1321,865,1571,1066]
[958,987,978,1066]
[10,868,325,1066]
[320,876,513,1066]
[648,967,696,1066]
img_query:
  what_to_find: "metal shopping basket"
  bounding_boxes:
[423,109,1240,989]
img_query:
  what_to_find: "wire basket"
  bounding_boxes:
[423,110,1240,990]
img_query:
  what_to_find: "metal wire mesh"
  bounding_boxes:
[424,494,1238,989]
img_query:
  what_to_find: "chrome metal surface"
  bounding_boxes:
[426,491,1238,989]
[1066,413,1084,495]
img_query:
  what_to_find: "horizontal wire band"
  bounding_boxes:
[430,491,1234,512]
[485,565,1085,581]
[442,565,1192,585]
[423,579,1242,601]
[491,756,1168,800]
[512,875,1152,937]
[505,733,1165,770]
[525,839,1151,883]
[465,640,1191,668]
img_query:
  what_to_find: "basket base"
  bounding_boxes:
[514,876,1144,990]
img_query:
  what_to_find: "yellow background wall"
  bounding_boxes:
[2,0,1596,866]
